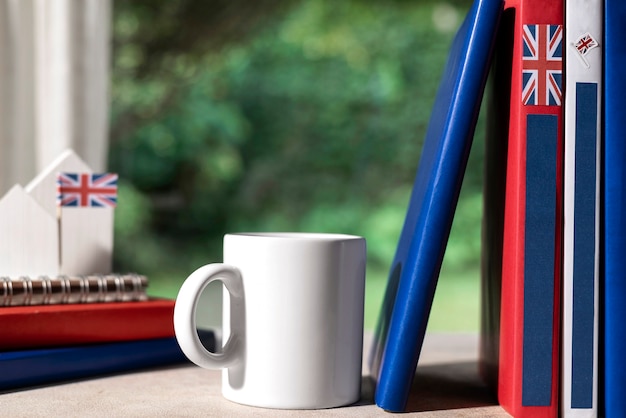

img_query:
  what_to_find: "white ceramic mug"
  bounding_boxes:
[174,232,366,409]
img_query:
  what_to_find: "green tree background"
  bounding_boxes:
[109,0,484,331]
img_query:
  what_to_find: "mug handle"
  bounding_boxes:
[174,263,244,369]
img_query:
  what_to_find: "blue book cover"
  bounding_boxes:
[0,330,215,391]
[603,1,626,416]
[368,0,503,412]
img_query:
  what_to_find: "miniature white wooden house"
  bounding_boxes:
[0,149,115,277]
[0,185,58,278]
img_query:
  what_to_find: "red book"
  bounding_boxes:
[498,0,563,416]
[1,299,176,350]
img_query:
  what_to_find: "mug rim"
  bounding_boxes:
[226,232,364,241]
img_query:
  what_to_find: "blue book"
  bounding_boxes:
[0,330,215,391]
[368,0,503,412]
[603,1,626,416]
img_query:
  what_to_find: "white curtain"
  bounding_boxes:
[0,0,111,194]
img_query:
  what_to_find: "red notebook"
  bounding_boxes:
[1,299,176,350]
[498,0,563,416]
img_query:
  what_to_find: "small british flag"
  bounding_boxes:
[574,33,598,55]
[572,32,599,68]
[57,173,118,208]
[522,24,563,106]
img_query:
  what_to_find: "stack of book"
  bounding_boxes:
[0,150,208,391]
[369,0,624,417]
[0,276,187,391]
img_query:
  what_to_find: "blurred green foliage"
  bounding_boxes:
[109,0,483,330]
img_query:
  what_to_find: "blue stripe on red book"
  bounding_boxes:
[56,173,118,208]
[571,82,598,408]
[522,114,557,406]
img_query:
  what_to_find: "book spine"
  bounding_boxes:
[0,274,148,306]
[563,0,602,416]
[603,1,626,416]
[479,5,515,391]
[498,0,563,416]
[0,299,176,350]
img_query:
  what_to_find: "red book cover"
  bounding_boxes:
[498,0,563,416]
[0,299,176,350]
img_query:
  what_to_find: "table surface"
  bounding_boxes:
[1,333,510,417]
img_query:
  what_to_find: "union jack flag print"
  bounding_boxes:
[522,24,563,106]
[57,173,118,208]
[572,32,599,69]
[574,32,598,56]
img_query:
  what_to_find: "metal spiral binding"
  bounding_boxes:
[0,274,148,306]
